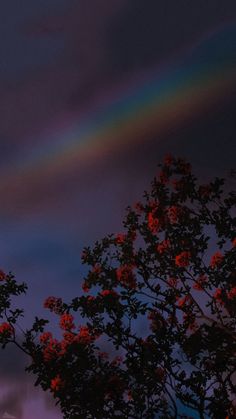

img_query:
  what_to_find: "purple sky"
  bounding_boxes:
[0,1,236,417]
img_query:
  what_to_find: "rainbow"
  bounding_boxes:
[0,23,235,208]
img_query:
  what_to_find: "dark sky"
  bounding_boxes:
[0,1,236,417]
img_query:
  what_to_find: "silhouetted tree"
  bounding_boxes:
[0,156,236,418]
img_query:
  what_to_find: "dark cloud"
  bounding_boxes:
[106,0,236,75]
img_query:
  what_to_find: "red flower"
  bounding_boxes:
[75,326,93,345]
[0,322,14,338]
[82,281,90,293]
[227,286,236,300]
[51,375,64,392]
[60,332,76,354]
[177,296,190,308]
[193,274,207,291]
[116,265,136,289]
[175,251,191,267]
[101,289,119,298]
[92,264,102,274]
[210,252,223,268]
[232,238,236,248]
[156,239,170,254]
[40,332,53,345]
[87,295,95,302]
[148,211,160,234]
[167,277,178,288]
[0,270,6,281]
[43,338,60,362]
[167,206,183,224]
[115,233,126,244]
[213,288,224,305]
[59,314,75,331]
[44,296,63,314]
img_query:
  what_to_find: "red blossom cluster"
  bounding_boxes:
[167,205,184,224]
[210,251,224,268]
[175,251,191,267]
[0,270,6,281]
[156,239,170,254]
[44,296,63,314]
[193,274,208,291]
[227,286,236,300]
[51,375,64,393]
[100,289,119,298]
[59,313,75,331]
[147,210,160,234]
[0,322,13,338]
[115,233,126,244]
[116,264,136,289]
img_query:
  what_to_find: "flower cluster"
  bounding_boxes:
[116,264,136,289]
[175,251,191,267]
[44,296,63,314]
[59,314,75,331]
[0,322,13,338]
[210,251,224,268]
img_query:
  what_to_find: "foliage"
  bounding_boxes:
[0,156,236,418]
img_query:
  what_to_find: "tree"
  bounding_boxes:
[0,156,236,418]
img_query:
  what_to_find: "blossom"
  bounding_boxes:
[59,314,75,331]
[43,338,60,362]
[193,275,207,291]
[167,206,183,224]
[116,265,136,289]
[227,286,236,300]
[101,289,119,298]
[82,281,90,293]
[175,251,191,267]
[75,326,93,345]
[210,252,223,268]
[92,264,102,275]
[213,288,224,305]
[87,295,95,302]
[51,375,64,392]
[60,332,76,354]
[232,238,236,248]
[40,332,53,345]
[44,296,63,314]
[115,233,126,244]
[177,295,191,308]
[0,270,6,281]
[0,322,14,338]
[148,211,160,233]
[156,239,170,254]
[167,277,178,288]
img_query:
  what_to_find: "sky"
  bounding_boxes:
[0,1,236,417]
